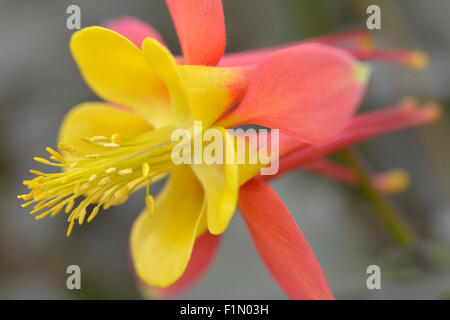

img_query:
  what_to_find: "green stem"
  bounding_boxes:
[341,148,416,247]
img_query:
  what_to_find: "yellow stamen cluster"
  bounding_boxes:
[18,127,177,236]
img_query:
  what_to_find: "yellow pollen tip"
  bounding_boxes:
[50,204,64,218]
[90,136,108,143]
[33,157,52,165]
[98,177,111,186]
[21,200,37,208]
[81,182,90,191]
[408,51,429,71]
[18,193,32,200]
[29,169,45,176]
[65,199,75,214]
[35,210,51,220]
[145,194,156,217]
[87,207,100,223]
[50,156,64,163]
[78,208,87,225]
[67,221,75,237]
[46,147,61,156]
[105,167,117,174]
[104,143,120,149]
[111,133,122,144]
[142,162,150,177]
[88,174,98,182]
[85,154,100,159]
[57,143,76,154]
[109,189,129,206]
[119,169,133,176]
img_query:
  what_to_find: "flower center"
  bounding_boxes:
[18,126,178,236]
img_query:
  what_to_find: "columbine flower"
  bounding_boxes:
[19,0,440,300]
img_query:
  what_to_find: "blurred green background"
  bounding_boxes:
[0,0,449,299]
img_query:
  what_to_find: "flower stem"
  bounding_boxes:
[340,148,416,247]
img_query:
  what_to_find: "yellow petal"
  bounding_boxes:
[179,64,253,128]
[141,38,253,128]
[58,102,152,154]
[235,133,265,186]
[238,164,262,186]
[227,132,279,186]
[70,27,172,127]
[191,129,238,235]
[130,166,207,287]
[141,38,193,126]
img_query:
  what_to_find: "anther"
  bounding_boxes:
[35,210,52,220]
[104,143,120,149]
[145,194,156,216]
[111,133,121,144]
[65,198,75,214]
[80,182,90,191]
[142,162,150,177]
[90,136,108,143]
[119,169,133,176]
[30,169,46,176]
[87,207,99,223]
[98,177,111,186]
[69,162,79,168]
[110,190,128,206]
[85,154,100,159]
[57,143,76,154]
[78,207,87,225]
[105,167,117,174]
[33,157,53,165]
[18,193,33,201]
[67,220,75,237]
[50,156,65,163]
[46,147,64,159]
[20,198,39,207]
[50,204,64,218]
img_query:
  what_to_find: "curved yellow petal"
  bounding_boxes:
[70,27,172,127]
[141,38,254,128]
[238,162,263,186]
[130,166,207,288]
[58,102,152,154]
[179,65,253,127]
[191,129,238,235]
[141,38,192,126]
[232,133,280,186]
